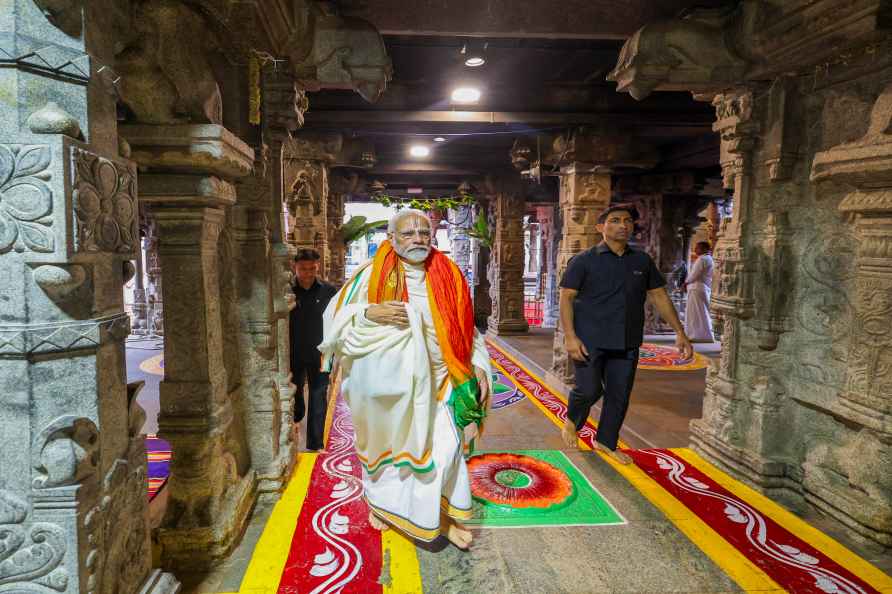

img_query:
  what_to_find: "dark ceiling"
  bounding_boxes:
[302,32,720,198]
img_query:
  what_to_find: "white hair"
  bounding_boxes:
[387,208,431,233]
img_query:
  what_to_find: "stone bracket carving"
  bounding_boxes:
[286,1,393,103]
[71,146,138,257]
[607,8,748,100]
[610,1,892,100]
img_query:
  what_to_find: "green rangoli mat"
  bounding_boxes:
[465,449,626,528]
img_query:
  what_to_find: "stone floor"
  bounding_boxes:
[127,332,892,593]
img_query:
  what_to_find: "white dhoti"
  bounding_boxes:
[684,282,713,341]
[684,253,715,341]
[320,260,491,541]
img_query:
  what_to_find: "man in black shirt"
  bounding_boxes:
[290,248,338,451]
[559,204,692,464]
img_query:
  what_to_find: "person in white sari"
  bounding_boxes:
[319,209,492,549]
[684,241,715,342]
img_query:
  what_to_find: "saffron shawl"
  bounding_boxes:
[366,241,481,411]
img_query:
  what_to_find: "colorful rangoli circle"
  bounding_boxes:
[490,372,524,409]
[468,452,573,509]
[637,342,709,371]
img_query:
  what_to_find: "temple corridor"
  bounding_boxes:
[132,336,892,593]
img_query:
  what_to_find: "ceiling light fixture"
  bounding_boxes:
[433,137,447,142]
[451,87,481,104]
[460,41,487,67]
[409,145,430,158]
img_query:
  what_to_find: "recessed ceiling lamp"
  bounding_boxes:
[409,145,430,158]
[461,42,487,67]
[451,87,481,104]
[433,137,447,142]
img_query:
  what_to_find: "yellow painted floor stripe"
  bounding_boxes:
[488,341,785,593]
[235,453,319,594]
[382,529,424,594]
[676,448,892,593]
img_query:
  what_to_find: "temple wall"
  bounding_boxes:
[692,72,892,548]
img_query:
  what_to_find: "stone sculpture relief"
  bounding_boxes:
[0,144,54,254]
[71,147,138,254]
[32,416,99,489]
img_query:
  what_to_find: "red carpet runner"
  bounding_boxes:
[631,449,878,594]
[277,395,383,594]
[486,341,882,594]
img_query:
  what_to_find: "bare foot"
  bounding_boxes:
[442,515,473,550]
[595,442,632,465]
[561,420,579,449]
[368,510,389,531]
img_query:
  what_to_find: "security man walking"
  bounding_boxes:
[559,204,693,464]
[290,248,338,451]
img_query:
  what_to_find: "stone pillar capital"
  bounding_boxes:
[120,124,255,180]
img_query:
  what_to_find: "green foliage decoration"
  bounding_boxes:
[338,216,388,245]
[466,210,493,249]
[374,193,476,212]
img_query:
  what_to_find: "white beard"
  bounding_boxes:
[395,244,430,264]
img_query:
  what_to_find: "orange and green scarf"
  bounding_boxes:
[366,240,484,430]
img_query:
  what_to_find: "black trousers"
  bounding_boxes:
[567,347,639,450]
[293,362,330,450]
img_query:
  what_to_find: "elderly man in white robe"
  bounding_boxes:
[683,241,715,342]
[319,209,492,550]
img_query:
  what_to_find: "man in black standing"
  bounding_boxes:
[559,204,693,464]
[290,248,338,451]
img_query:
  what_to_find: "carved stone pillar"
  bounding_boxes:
[448,205,473,282]
[551,165,611,384]
[122,124,256,570]
[536,205,559,328]
[472,201,493,330]
[231,144,295,493]
[132,221,148,334]
[144,216,164,336]
[808,82,892,545]
[690,88,763,474]
[261,72,306,447]
[0,2,177,592]
[267,139,298,450]
[327,173,353,286]
[487,181,529,335]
